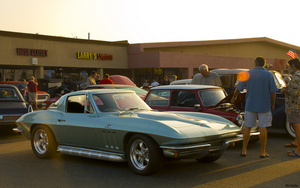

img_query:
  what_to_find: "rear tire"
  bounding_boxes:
[285,116,296,139]
[126,134,162,175]
[31,125,58,159]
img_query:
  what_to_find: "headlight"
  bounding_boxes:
[236,113,244,126]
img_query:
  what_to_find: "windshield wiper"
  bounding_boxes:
[119,108,139,115]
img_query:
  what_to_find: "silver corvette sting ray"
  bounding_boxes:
[14,89,242,175]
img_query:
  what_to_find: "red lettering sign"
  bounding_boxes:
[16,48,30,56]
[16,48,48,57]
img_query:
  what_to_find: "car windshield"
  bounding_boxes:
[93,92,151,112]
[272,71,286,89]
[198,89,226,107]
[0,88,19,100]
[115,86,147,94]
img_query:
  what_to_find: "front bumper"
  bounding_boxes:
[0,114,22,126]
[160,136,243,159]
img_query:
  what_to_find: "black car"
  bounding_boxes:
[0,84,33,130]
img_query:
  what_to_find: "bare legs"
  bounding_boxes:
[242,127,251,155]
[259,127,268,156]
[242,126,268,157]
[289,123,300,156]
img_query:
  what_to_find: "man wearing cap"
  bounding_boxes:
[86,70,97,86]
[27,76,38,110]
[235,57,277,158]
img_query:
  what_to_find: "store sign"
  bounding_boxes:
[16,48,48,57]
[77,52,113,60]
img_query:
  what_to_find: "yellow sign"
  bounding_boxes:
[77,52,113,60]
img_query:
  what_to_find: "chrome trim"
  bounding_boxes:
[160,143,211,150]
[57,145,126,162]
[236,131,260,138]
[13,128,23,133]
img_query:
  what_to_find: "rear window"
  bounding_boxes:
[0,88,20,100]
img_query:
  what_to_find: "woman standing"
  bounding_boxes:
[281,58,300,157]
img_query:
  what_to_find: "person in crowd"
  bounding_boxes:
[99,74,114,84]
[172,75,177,82]
[18,79,27,100]
[281,58,300,157]
[151,79,160,87]
[191,64,221,86]
[86,71,97,86]
[95,74,101,84]
[143,80,149,88]
[27,76,38,110]
[233,57,277,158]
[161,76,170,85]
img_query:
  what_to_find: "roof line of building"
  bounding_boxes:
[136,37,300,50]
[0,30,128,47]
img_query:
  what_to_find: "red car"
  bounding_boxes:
[42,75,143,110]
[0,81,50,108]
[144,85,259,138]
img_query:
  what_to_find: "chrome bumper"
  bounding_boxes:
[160,136,242,159]
[13,127,23,133]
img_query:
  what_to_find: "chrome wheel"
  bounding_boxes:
[31,125,57,158]
[127,134,162,175]
[130,139,149,170]
[33,129,49,154]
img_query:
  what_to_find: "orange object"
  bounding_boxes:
[237,71,250,82]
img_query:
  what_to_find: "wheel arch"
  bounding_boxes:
[30,124,58,142]
[123,132,161,156]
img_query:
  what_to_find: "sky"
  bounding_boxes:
[1,0,300,47]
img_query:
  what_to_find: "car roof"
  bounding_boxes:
[0,81,22,84]
[0,84,19,88]
[86,84,136,89]
[211,69,249,74]
[150,85,221,90]
[68,88,135,95]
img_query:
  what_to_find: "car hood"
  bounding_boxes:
[120,110,240,139]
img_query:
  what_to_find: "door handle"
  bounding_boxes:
[58,119,66,122]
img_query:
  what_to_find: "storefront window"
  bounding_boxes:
[1,68,33,81]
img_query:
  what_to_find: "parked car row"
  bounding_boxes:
[1,71,294,175]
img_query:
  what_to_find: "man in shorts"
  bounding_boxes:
[27,76,38,110]
[236,57,277,158]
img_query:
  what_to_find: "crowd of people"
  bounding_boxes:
[86,71,114,86]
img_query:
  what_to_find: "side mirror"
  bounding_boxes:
[194,104,201,110]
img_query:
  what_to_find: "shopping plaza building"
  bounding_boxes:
[1,30,299,87]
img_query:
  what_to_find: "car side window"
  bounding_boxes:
[171,91,198,107]
[66,94,85,113]
[145,90,170,106]
[219,75,231,88]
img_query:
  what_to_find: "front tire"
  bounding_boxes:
[31,125,58,159]
[126,134,162,175]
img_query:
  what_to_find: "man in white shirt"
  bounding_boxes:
[191,64,221,86]
[86,71,97,86]
[151,79,160,87]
